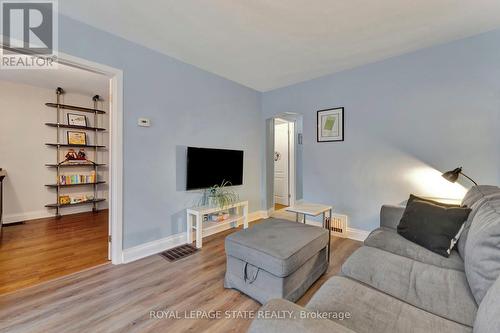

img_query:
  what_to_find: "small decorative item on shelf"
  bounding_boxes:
[63,149,92,165]
[209,212,230,222]
[70,196,85,204]
[199,180,239,209]
[67,131,87,145]
[65,149,78,161]
[59,195,71,205]
[77,149,86,160]
[67,113,87,127]
[69,194,94,205]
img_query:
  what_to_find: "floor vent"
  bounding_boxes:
[159,244,198,262]
[330,214,348,237]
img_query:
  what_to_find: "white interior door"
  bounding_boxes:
[274,122,289,206]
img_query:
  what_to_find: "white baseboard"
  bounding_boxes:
[122,211,368,264]
[249,210,269,220]
[122,210,268,264]
[346,227,370,242]
[3,204,110,224]
[122,232,187,264]
[3,210,53,224]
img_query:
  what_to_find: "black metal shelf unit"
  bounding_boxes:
[45,181,106,188]
[45,102,106,114]
[45,163,106,168]
[45,198,106,208]
[45,87,106,218]
[45,143,106,148]
[45,123,106,131]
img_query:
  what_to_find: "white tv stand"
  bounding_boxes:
[186,200,248,248]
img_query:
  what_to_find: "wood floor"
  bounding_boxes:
[274,203,288,210]
[0,219,361,333]
[0,210,109,295]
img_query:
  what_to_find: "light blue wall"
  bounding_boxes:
[58,16,263,248]
[262,30,500,232]
[58,13,500,242]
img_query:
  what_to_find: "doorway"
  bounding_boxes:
[273,118,295,211]
[0,50,123,294]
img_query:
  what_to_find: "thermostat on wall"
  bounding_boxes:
[138,118,151,127]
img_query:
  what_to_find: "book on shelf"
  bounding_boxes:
[59,171,96,185]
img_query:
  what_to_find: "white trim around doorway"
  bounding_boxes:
[56,52,124,264]
[272,117,297,209]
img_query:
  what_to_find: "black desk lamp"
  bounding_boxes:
[442,167,478,186]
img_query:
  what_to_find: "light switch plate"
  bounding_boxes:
[138,118,151,127]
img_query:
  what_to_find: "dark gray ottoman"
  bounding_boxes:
[224,218,329,304]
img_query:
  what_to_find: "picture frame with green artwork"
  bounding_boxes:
[317,107,344,142]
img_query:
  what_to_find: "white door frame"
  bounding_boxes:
[288,121,296,206]
[272,117,296,209]
[274,121,290,206]
[56,52,124,264]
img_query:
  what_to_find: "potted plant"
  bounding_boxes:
[201,180,239,209]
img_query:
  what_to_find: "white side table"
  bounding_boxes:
[286,202,333,262]
[186,201,248,248]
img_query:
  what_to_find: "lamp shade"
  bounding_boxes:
[442,167,462,183]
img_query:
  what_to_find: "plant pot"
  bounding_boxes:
[208,195,219,208]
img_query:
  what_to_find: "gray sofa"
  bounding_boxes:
[249,185,500,333]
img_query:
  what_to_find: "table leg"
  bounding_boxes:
[186,213,193,244]
[328,209,332,263]
[195,213,202,248]
[296,212,299,222]
[243,203,248,229]
[303,214,306,224]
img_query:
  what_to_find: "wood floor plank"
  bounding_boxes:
[0,210,109,295]
[0,219,362,333]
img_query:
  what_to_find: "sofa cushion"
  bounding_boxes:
[365,227,464,271]
[224,218,328,277]
[464,195,500,304]
[306,276,472,333]
[458,186,500,258]
[473,276,500,333]
[380,205,405,229]
[248,298,357,333]
[341,246,477,326]
[458,195,497,258]
[461,185,500,207]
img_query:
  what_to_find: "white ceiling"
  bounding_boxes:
[0,63,109,98]
[60,0,500,92]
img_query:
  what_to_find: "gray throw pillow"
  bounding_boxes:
[407,194,461,208]
[397,200,471,257]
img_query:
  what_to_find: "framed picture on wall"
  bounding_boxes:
[67,131,87,145]
[317,107,344,142]
[67,113,87,127]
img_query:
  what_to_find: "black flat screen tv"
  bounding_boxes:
[186,147,244,190]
